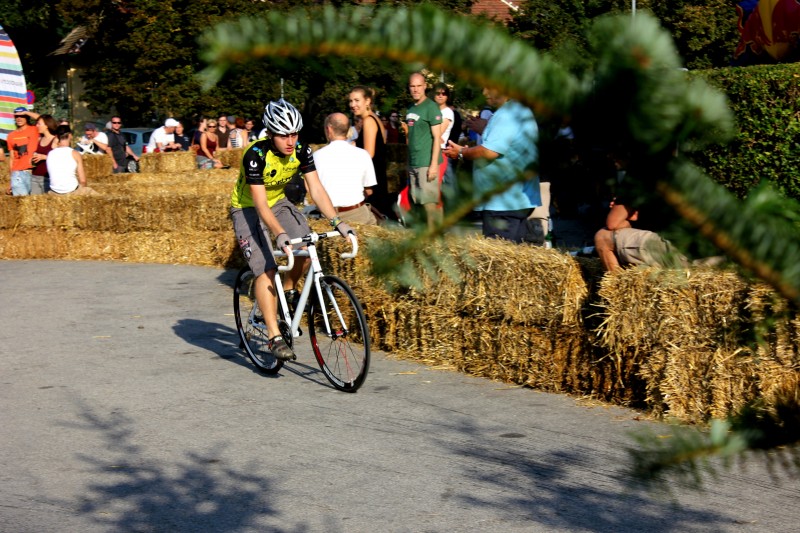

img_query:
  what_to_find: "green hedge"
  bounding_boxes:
[692,63,800,200]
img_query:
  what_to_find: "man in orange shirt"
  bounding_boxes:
[6,107,40,196]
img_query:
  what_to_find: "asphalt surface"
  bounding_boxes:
[1,260,797,533]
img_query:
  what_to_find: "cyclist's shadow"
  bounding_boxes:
[172,318,335,389]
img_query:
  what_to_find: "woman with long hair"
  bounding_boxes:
[30,114,59,194]
[433,82,455,205]
[196,119,224,169]
[349,85,390,219]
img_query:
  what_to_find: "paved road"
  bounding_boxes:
[1,261,797,533]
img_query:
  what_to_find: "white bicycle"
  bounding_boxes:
[233,231,370,392]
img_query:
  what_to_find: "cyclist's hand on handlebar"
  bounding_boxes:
[335,221,355,238]
[275,232,291,252]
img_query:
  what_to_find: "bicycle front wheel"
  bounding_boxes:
[308,275,370,392]
[234,267,284,374]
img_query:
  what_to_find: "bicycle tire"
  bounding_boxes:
[233,267,284,374]
[308,275,370,392]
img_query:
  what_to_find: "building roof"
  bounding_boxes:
[472,0,520,23]
[50,26,89,56]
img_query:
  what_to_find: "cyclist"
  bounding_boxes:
[230,98,354,360]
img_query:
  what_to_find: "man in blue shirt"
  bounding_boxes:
[444,88,540,243]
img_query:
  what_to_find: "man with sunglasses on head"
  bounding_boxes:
[106,116,139,173]
[230,99,354,361]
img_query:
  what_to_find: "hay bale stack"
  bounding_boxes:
[217,148,243,168]
[592,267,800,421]
[306,220,593,394]
[0,160,9,184]
[139,151,196,174]
[0,192,230,232]
[81,154,113,181]
[0,227,237,267]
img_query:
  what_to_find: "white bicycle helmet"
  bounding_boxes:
[263,99,303,135]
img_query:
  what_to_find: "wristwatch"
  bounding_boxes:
[458,146,464,161]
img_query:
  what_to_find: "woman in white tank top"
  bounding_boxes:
[46,126,86,194]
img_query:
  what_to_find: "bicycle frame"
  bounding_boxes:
[273,231,358,339]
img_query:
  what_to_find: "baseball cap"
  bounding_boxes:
[13,107,27,115]
[164,118,179,127]
[84,123,98,131]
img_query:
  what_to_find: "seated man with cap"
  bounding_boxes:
[146,118,183,152]
[312,112,379,225]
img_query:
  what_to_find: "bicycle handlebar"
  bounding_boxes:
[273,231,358,271]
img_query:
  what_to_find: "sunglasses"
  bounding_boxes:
[111,121,122,124]
[435,91,447,95]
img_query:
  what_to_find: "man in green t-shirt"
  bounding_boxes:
[405,72,443,228]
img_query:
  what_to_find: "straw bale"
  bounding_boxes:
[217,148,243,168]
[81,153,113,181]
[0,192,230,232]
[0,227,237,266]
[0,160,9,184]
[594,266,780,419]
[159,151,197,173]
[138,153,160,174]
[0,228,238,267]
[138,151,196,173]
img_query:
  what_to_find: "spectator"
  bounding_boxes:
[30,114,58,194]
[443,87,540,243]
[594,197,687,271]
[106,115,139,173]
[6,107,41,196]
[146,118,182,152]
[467,103,494,145]
[196,119,224,169]
[386,110,403,144]
[190,116,208,150]
[77,122,112,156]
[314,112,379,225]
[47,125,94,195]
[350,85,391,219]
[244,117,259,143]
[433,83,455,198]
[229,116,247,149]
[405,72,443,229]
[380,114,389,133]
[216,113,233,151]
[230,98,350,361]
[174,122,191,151]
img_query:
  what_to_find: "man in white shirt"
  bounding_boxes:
[313,112,378,225]
[146,118,182,152]
[77,123,111,156]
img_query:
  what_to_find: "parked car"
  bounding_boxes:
[121,127,154,157]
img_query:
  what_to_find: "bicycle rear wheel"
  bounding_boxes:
[308,275,370,392]
[234,267,284,374]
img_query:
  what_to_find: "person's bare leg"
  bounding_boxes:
[594,228,620,271]
[254,271,281,338]
[424,203,442,230]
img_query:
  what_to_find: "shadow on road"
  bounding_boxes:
[54,400,289,532]
[439,419,733,532]
[172,318,335,390]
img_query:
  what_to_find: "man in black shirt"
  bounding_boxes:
[106,116,139,173]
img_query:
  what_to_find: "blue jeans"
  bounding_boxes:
[11,170,32,196]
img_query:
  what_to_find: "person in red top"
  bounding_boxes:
[6,107,41,196]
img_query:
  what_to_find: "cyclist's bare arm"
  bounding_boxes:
[303,170,338,222]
